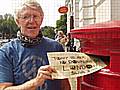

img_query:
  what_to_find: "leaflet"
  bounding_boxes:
[47,52,107,79]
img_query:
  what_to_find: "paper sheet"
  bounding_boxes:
[47,52,107,79]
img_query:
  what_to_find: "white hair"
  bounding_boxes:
[14,0,44,19]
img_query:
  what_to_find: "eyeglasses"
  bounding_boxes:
[19,15,41,21]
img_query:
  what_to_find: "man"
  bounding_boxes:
[0,0,70,90]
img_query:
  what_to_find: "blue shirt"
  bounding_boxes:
[0,37,64,90]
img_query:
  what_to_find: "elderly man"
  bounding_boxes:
[0,0,70,90]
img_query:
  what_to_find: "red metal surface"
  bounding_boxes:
[82,69,120,90]
[110,51,120,73]
[70,20,120,90]
[70,20,120,56]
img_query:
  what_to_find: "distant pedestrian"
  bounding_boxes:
[55,31,67,49]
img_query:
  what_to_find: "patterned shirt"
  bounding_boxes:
[0,37,64,90]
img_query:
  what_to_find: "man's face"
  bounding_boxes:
[16,7,43,38]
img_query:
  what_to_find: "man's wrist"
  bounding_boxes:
[25,78,38,89]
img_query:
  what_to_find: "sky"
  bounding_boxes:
[0,0,65,27]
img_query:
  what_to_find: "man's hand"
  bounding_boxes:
[34,65,56,87]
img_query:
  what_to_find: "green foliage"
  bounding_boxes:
[0,14,19,39]
[41,26,55,39]
[56,14,67,34]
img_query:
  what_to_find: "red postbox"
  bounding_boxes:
[70,20,120,90]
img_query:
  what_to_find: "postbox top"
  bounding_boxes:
[72,20,120,30]
[70,20,120,56]
[70,20,120,34]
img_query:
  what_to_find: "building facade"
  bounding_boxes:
[65,0,120,30]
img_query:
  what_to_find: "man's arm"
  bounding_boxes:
[0,78,39,90]
[0,65,54,90]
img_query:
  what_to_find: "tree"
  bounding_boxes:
[41,26,55,39]
[56,14,67,34]
[0,14,19,39]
